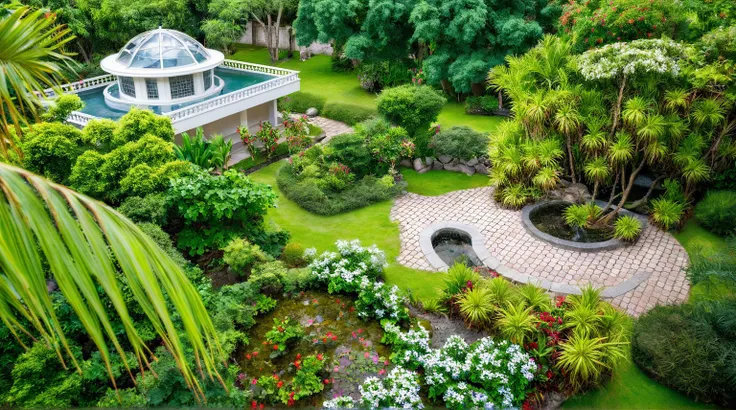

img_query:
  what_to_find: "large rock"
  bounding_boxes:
[306,107,319,117]
[466,158,479,167]
[547,182,591,203]
[400,159,412,168]
[444,163,461,172]
[475,164,489,175]
[432,161,444,170]
[438,155,453,164]
[417,166,430,174]
[458,164,475,176]
[413,158,425,171]
[424,157,434,167]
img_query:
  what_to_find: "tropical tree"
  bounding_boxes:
[0,6,74,157]
[0,163,223,401]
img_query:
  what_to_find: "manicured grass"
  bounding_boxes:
[674,218,730,259]
[229,45,505,133]
[401,168,488,196]
[249,161,445,301]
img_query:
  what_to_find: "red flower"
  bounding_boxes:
[245,353,252,360]
[323,379,330,384]
[273,344,279,350]
[296,353,302,360]
[331,335,338,341]
[251,401,257,409]
[277,381,284,388]
[317,353,324,361]
[252,378,258,385]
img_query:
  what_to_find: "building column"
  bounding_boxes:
[269,100,278,126]
[239,109,249,130]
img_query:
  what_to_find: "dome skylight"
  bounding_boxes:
[116,28,211,69]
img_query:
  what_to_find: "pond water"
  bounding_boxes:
[431,229,483,267]
[530,202,614,243]
[236,290,390,407]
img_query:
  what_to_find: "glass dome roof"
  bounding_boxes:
[116,28,210,69]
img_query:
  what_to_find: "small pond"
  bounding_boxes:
[529,202,614,243]
[431,228,483,267]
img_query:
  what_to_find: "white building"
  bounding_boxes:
[51,28,300,142]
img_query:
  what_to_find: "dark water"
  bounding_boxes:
[530,203,613,243]
[432,229,483,267]
[77,67,275,120]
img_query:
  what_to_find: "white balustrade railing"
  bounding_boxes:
[165,71,299,122]
[66,111,98,127]
[221,59,299,77]
[42,74,117,98]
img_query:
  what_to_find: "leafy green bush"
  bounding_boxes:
[565,203,601,228]
[464,95,499,115]
[118,193,169,225]
[695,190,736,236]
[321,101,377,126]
[277,91,327,113]
[248,261,288,293]
[324,133,384,178]
[357,60,413,92]
[42,94,84,123]
[431,126,489,160]
[222,238,268,276]
[277,163,403,215]
[81,119,120,153]
[632,302,736,407]
[614,215,642,241]
[650,197,686,230]
[22,122,87,183]
[376,85,446,155]
[114,108,174,143]
[174,128,232,172]
[281,242,307,267]
[167,169,278,255]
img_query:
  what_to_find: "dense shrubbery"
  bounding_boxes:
[22,122,87,183]
[277,91,327,114]
[430,126,489,160]
[632,301,736,407]
[357,60,413,92]
[321,101,377,126]
[695,190,736,236]
[464,95,499,115]
[376,85,446,156]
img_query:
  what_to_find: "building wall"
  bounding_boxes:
[237,21,333,57]
[177,101,277,143]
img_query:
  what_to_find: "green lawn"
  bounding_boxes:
[229,45,504,133]
[401,168,488,196]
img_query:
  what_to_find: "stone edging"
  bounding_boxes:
[521,200,650,252]
[419,221,651,298]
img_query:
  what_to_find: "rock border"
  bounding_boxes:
[521,200,649,252]
[419,221,651,298]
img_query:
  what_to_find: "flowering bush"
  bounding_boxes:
[264,317,304,357]
[323,396,355,409]
[256,121,280,158]
[368,127,415,174]
[578,38,685,80]
[381,321,432,370]
[283,115,311,154]
[237,124,258,157]
[359,367,424,409]
[254,354,325,405]
[355,281,409,323]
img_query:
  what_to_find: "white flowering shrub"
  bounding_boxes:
[359,367,424,409]
[381,321,432,370]
[422,336,536,409]
[322,396,355,409]
[578,38,685,80]
[308,240,408,323]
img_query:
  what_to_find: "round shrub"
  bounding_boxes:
[613,215,642,241]
[430,126,489,160]
[695,190,736,236]
[281,242,307,267]
[42,94,84,123]
[376,85,446,155]
[222,238,267,276]
[632,303,736,407]
[118,193,169,225]
[650,197,685,230]
[324,133,381,178]
[22,122,87,183]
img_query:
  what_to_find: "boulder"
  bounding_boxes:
[413,158,425,171]
[547,182,592,203]
[432,161,444,170]
[467,158,479,167]
[399,159,412,168]
[418,166,430,174]
[444,163,461,172]
[475,164,489,175]
[458,164,475,176]
[438,155,453,164]
[306,107,319,117]
[424,157,434,167]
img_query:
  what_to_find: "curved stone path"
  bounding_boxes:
[390,187,690,316]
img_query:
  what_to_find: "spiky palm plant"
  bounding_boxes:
[637,114,667,142]
[691,98,726,128]
[608,132,634,165]
[584,157,611,201]
[486,276,513,308]
[622,97,649,128]
[557,331,623,391]
[0,163,223,401]
[498,302,538,345]
[457,287,494,327]
[442,263,479,299]
[664,88,690,112]
[0,7,74,157]
[513,283,552,311]
[500,184,531,209]
[613,215,642,241]
[532,167,560,191]
[650,197,686,230]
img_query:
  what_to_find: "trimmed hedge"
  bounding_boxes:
[277,92,326,114]
[632,302,736,407]
[321,102,378,126]
[695,190,736,236]
[276,163,403,215]
[431,126,489,160]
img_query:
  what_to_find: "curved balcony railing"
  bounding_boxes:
[66,111,98,127]
[221,60,299,77]
[41,74,117,98]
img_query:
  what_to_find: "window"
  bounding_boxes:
[203,70,212,91]
[120,76,136,97]
[145,79,159,99]
[169,75,195,99]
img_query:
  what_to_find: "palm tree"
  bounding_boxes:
[555,103,582,182]
[0,7,74,157]
[691,98,726,129]
[622,97,649,129]
[0,163,223,401]
[584,157,610,201]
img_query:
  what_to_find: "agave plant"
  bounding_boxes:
[498,302,538,345]
[0,163,223,400]
[457,287,494,327]
[613,215,642,241]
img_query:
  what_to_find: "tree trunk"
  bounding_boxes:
[626,176,664,210]
[498,91,503,110]
[609,75,628,138]
[251,21,257,45]
[601,156,646,224]
[604,170,620,210]
[591,180,599,203]
[287,26,295,59]
[566,133,577,183]
[77,40,90,64]
[272,7,283,62]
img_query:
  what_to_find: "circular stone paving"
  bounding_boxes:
[390,187,690,316]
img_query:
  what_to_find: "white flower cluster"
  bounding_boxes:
[382,322,431,369]
[358,282,406,321]
[443,382,494,410]
[360,367,424,409]
[322,396,355,409]
[579,38,685,80]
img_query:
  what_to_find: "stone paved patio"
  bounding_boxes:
[390,187,691,316]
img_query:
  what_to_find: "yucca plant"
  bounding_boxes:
[650,197,685,230]
[557,331,617,391]
[500,184,531,209]
[421,297,448,315]
[486,276,513,308]
[498,302,538,345]
[513,283,552,311]
[442,262,479,299]
[613,215,642,241]
[564,303,602,338]
[458,287,494,327]
[532,167,560,191]
[564,203,601,229]
[0,163,223,400]
[597,304,630,344]
[569,285,604,311]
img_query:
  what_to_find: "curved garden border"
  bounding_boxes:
[419,221,651,299]
[521,200,649,252]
